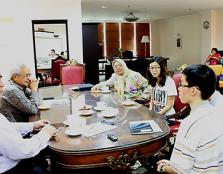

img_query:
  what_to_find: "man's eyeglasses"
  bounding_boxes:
[178,82,200,90]
[178,82,190,88]
[149,66,161,70]
[16,73,31,78]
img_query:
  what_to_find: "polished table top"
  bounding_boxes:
[39,85,169,169]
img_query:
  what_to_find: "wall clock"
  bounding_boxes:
[203,20,210,29]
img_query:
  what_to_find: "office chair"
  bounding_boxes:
[61,64,85,85]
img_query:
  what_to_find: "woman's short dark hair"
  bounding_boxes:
[147,56,169,87]
[211,48,218,53]
[182,64,216,100]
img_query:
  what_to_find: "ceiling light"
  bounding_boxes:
[101,5,107,9]
[123,13,140,22]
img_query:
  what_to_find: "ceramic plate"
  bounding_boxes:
[94,106,105,111]
[102,109,118,118]
[65,128,81,136]
[79,104,93,110]
[100,90,111,94]
[79,109,94,116]
[38,105,51,110]
[122,100,135,106]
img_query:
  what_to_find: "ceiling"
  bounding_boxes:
[82,0,223,22]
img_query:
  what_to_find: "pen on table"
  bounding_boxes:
[121,120,128,125]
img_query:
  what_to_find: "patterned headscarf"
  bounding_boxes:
[112,59,132,95]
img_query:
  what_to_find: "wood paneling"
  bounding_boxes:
[106,23,119,56]
[98,23,150,58]
[121,23,134,31]
[121,23,134,52]
[136,23,150,58]
[98,23,104,58]
[106,23,119,31]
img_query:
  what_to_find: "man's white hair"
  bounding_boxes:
[10,64,28,78]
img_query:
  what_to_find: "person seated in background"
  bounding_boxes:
[60,51,67,59]
[0,64,40,122]
[157,65,223,174]
[48,49,58,59]
[147,57,177,115]
[206,47,221,65]
[91,59,149,100]
[0,73,56,174]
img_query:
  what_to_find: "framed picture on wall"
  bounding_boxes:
[176,38,181,48]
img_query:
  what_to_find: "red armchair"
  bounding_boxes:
[61,64,85,85]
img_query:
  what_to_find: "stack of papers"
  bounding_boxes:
[81,123,116,137]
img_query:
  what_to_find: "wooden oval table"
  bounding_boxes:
[39,85,169,170]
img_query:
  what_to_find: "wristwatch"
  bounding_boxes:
[160,164,165,173]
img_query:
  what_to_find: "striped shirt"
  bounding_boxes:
[170,101,223,174]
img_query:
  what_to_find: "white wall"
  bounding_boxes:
[151,13,202,70]
[151,9,223,71]
[215,9,223,49]
[150,21,160,56]
[0,0,82,82]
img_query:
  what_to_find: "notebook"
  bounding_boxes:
[70,83,93,91]
[129,120,153,134]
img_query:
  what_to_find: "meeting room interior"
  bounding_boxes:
[1,0,223,173]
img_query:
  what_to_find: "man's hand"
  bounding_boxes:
[40,124,57,138]
[157,159,177,173]
[29,79,39,92]
[33,120,50,131]
[91,84,100,92]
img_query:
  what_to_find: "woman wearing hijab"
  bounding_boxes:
[91,59,149,100]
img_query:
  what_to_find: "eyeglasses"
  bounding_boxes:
[178,82,200,90]
[149,66,161,70]
[178,82,190,88]
[16,73,31,78]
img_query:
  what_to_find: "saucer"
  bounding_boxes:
[100,90,111,94]
[94,106,105,111]
[122,100,135,106]
[102,108,119,118]
[79,104,93,110]
[79,109,94,116]
[38,105,51,110]
[65,128,81,136]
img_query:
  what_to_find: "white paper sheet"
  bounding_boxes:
[81,123,116,137]
[149,120,163,133]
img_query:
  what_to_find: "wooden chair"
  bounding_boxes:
[165,73,191,128]
[45,57,67,85]
[61,64,85,85]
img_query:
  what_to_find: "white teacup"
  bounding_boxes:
[66,114,86,130]
[96,101,107,109]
